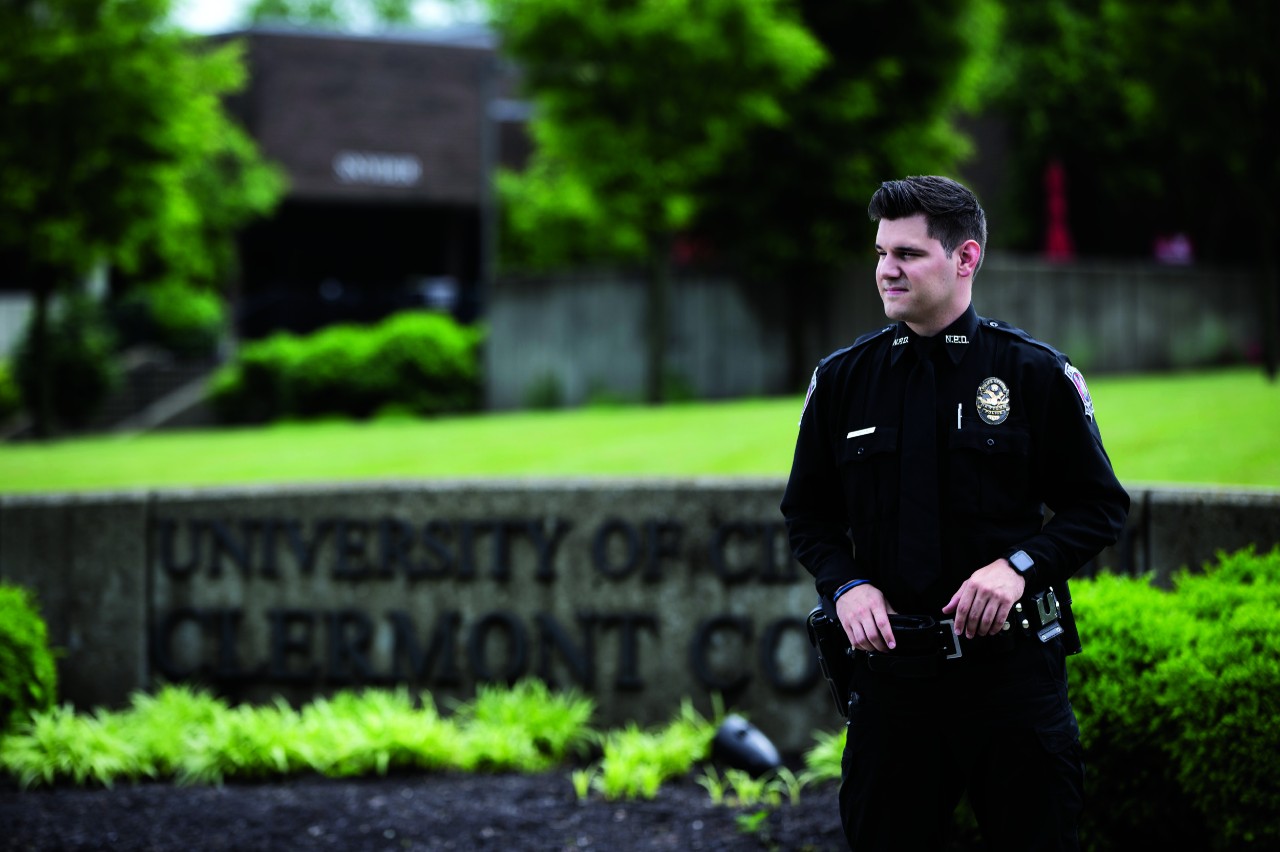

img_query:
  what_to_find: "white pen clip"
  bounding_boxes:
[957,403,963,430]
[847,426,876,439]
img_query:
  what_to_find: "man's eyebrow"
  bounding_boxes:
[874,242,926,253]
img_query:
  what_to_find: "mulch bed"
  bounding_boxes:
[0,770,847,851]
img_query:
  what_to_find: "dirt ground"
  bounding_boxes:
[0,769,847,851]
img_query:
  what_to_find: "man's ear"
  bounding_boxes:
[956,239,982,278]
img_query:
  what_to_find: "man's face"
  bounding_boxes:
[874,213,965,335]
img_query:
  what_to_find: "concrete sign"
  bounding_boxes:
[2,480,830,752]
[4,480,1277,753]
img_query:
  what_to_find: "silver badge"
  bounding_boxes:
[976,377,1011,425]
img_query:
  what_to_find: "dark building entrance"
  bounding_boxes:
[236,199,481,339]
[218,27,512,341]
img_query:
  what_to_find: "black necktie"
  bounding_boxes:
[899,342,941,592]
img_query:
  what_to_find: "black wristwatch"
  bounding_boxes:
[1008,550,1035,585]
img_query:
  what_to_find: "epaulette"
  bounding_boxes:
[799,324,896,425]
[982,316,1096,419]
[979,316,1068,362]
[852,323,897,349]
[814,324,895,374]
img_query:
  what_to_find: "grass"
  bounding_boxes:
[0,366,1276,494]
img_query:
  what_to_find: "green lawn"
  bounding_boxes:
[0,366,1276,494]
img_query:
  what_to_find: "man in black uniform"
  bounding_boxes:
[781,176,1130,851]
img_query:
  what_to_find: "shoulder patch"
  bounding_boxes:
[1065,363,1095,420]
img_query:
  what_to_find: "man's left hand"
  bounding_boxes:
[941,560,1026,639]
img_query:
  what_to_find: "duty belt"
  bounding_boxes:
[868,588,1066,677]
[806,588,1070,714]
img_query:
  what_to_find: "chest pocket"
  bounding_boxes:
[947,427,1033,517]
[837,426,900,523]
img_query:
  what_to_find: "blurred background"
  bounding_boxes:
[0,0,1275,438]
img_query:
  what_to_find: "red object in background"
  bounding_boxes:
[1153,232,1194,265]
[1043,159,1075,262]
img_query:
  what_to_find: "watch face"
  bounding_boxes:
[1011,551,1034,573]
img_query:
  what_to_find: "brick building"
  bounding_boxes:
[219,26,526,339]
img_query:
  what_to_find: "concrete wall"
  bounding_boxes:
[2,480,1277,753]
[486,257,1263,409]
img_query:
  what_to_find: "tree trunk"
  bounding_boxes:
[1258,260,1279,382]
[29,273,54,438]
[644,235,673,404]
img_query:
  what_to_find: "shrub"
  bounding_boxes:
[14,294,119,430]
[208,311,484,423]
[523,373,565,409]
[0,359,21,423]
[286,323,379,417]
[370,312,483,416]
[113,279,226,360]
[1070,545,1280,851]
[0,584,58,737]
[206,333,306,424]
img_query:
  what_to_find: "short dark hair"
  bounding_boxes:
[868,176,988,272]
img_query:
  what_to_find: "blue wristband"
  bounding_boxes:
[832,579,869,601]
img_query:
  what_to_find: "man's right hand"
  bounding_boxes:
[835,583,898,652]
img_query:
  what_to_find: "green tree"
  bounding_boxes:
[488,0,824,403]
[244,0,416,28]
[983,0,1279,375]
[0,0,285,435]
[692,0,1001,389]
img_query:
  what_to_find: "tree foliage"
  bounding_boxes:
[692,0,1000,387]
[491,0,824,267]
[0,0,285,433]
[698,0,996,279]
[488,0,825,401]
[982,0,1279,374]
[244,0,417,28]
[983,0,1278,263]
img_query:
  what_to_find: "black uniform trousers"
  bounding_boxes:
[839,635,1084,851]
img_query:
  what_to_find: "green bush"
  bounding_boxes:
[14,294,119,430]
[0,359,22,423]
[1070,545,1280,851]
[286,324,379,417]
[207,332,306,423]
[371,312,484,417]
[113,279,226,360]
[208,311,484,423]
[0,584,58,737]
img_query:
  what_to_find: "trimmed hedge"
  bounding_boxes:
[1069,545,1280,851]
[208,311,484,423]
[0,584,57,737]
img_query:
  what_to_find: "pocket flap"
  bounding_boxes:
[840,426,899,463]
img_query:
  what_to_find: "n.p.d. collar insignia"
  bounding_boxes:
[976,377,1011,425]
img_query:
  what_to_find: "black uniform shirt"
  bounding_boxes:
[780,304,1131,616]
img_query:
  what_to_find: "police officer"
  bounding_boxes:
[781,176,1130,851]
